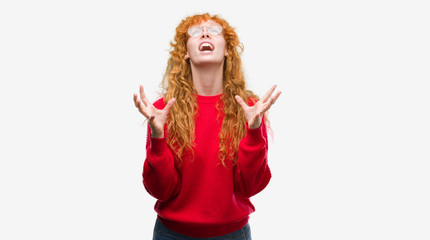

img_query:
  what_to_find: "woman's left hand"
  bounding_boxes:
[235,84,282,129]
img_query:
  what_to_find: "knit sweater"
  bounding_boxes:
[142,94,271,238]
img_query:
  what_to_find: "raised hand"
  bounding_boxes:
[235,85,281,129]
[133,85,175,138]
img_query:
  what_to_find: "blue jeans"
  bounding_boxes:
[153,219,252,240]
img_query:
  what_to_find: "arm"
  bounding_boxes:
[133,85,179,201]
[234,121,271,198]
[233,84,281,198]
[143,124,181,202]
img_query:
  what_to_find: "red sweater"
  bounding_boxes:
[142,94,271,238]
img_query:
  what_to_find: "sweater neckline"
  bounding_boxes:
[196,93,222,103]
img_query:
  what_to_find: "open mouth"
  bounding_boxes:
[199,42,214,52]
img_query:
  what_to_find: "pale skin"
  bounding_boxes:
[133,20,281,138]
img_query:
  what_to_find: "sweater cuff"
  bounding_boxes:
[150,137,169,155]
[244,123,265,145]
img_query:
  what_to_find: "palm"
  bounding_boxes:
[235,85,281,129]
[133,85,175,138]
[242,100,266,128]
[146,105,168,132]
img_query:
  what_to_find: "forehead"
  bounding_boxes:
[192,20,220,26]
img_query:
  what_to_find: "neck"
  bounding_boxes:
[190,62,224,96]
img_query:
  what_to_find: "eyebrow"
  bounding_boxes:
[191,23,221,28]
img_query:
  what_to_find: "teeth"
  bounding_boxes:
[199,43,214,51]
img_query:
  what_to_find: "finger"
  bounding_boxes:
[261,91,282,113]
[235,95,249,110]
[139,85,152,107]
[163,98,176,113]
[270,91,282,105]
[136,99,151,119]
[134,93,145,108]
[133,94,139,107]
[261,84,277,103]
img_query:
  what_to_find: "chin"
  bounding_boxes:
[191,56,225,65]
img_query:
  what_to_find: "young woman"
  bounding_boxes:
[133,13,281,240]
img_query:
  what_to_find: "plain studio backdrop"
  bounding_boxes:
[0,0,429,239]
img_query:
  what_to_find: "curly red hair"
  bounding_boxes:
[161,13,265,167]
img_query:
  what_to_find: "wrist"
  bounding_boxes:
[150,128,164,138]
[249,119,262,129]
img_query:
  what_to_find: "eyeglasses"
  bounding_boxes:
[187,24,223,37]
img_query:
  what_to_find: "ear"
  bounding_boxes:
[224,50,229,57]
[184,53,190,60]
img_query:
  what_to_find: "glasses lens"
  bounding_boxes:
[188,26,202,37]
[187,24,222,37]
[208,25,222,35]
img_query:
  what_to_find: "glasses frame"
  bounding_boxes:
[187,24,223,37]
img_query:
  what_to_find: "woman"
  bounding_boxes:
[133,13,281,239]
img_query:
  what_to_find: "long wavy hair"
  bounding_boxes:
[161,13,265,167]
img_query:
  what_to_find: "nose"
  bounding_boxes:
[201,33,210,39]
[200,26,210,39]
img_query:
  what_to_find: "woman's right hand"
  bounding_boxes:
[133,85,176,138]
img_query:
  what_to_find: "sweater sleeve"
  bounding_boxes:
[233,120,271,198]
[142,101,181,202]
